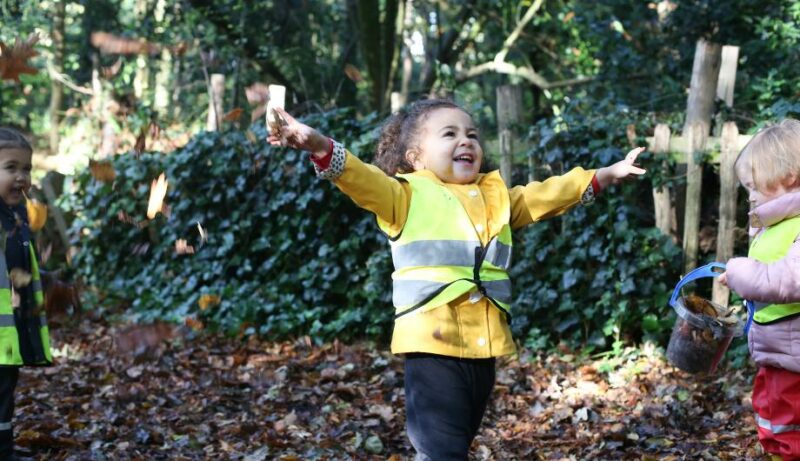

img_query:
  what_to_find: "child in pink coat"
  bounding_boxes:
[719,119,800,461]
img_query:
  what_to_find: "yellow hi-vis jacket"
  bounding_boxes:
[751,216,800,324]
[0,241,51,366]
[379,174,513,320]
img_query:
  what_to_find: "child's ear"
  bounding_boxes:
[783,173,800,189]
[405,149,423,170]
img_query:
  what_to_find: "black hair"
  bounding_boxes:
[374,99,462,175]
[0,127,33,156]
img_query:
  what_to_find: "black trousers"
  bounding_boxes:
[0,367,17,460]
[404,353,496,461]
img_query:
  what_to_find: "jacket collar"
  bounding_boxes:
[750,190,800,231]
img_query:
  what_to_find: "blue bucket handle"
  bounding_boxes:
[744,300,755,337]
[669,262,727,308]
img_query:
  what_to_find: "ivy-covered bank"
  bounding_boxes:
[62,107,682,349]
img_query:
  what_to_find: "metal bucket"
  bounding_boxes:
[666,263,745,374]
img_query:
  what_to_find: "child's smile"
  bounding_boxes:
[0,148,32,207]
[409,108,484,184]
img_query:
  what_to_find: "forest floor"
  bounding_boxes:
[12,315,768,460]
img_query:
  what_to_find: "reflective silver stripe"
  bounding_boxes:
[393,280,455,308]
[0,315,13,327]
[392,240,480,269]
[756,414,800,434]
[0,422,10,431]
[0,314,46,327]
[0,256,8,290]
[484,239,512,269]
[483,279,512,304]
[393,278,512,308]
[392,239,512,270]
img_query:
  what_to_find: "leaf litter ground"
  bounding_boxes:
[14,317,767,460]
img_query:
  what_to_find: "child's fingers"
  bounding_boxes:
[273,107,294,125]
[625,147,646,163]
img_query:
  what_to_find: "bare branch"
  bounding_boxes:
[494,0,544,63]
[46,62,93,96]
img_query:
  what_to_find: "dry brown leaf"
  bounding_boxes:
[0,33,39,82]
[184,317,204,331]
[89,160,116,183]
[174,239,194,255]
[222,108,243,122]
[26,198,47,232]
[198,294,221,311]
[344,63,363,82]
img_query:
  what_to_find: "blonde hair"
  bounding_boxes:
[736,119,800,191]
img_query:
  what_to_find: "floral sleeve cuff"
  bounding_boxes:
[580,174,601,205]
[311,139,346,181]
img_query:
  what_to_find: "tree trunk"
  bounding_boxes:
[681,39,722,273]
[355,0,404,113]
[49,0,66,154]
[496,85,523,186]
[206,74,225,132]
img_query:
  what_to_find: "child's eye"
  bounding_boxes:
[468,133,479,139]
[443,131,455,137]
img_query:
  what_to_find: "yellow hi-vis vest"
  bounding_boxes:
[379,174,513,321]
[750,215,800,324]
[0,242,51,365]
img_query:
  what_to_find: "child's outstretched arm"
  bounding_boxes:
[267,108,411,234]
[719,242,800,303]
[594,147,647,188]
[510,147,646,227]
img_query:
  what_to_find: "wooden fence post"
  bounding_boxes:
[206,73,225,132]
[651,124,676,239]
[682,39,722,273]
[716,46,740,108]
[712,122,740,306]
[496,85,523,185]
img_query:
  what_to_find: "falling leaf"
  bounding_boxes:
[196,222,208,245]
[90,31,161,56]
[223,108,243,122]
[245,130,258,144]
[175,239,194,255]
[115,322,175,357]
[184,317,204,331]
[344,64,363,82]
[146,173,168,219]
[43,276,81,318]
[25,197,47,232]
[9,268,31,288]
[89,160,116,183]
[198,294,221,311]
[0,33,39,82]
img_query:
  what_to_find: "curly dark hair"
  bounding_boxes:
[374,99,463,175]
[0,127,32,156]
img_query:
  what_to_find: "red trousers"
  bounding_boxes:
[753,366,800,460]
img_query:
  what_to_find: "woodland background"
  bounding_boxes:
[1,0,800,459]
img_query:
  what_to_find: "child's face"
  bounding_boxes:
[0,148,32,206]
[736,153,797,208]
[408,108,483,184]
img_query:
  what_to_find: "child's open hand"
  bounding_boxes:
[596,147,647,189]
[266,107,330,157]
